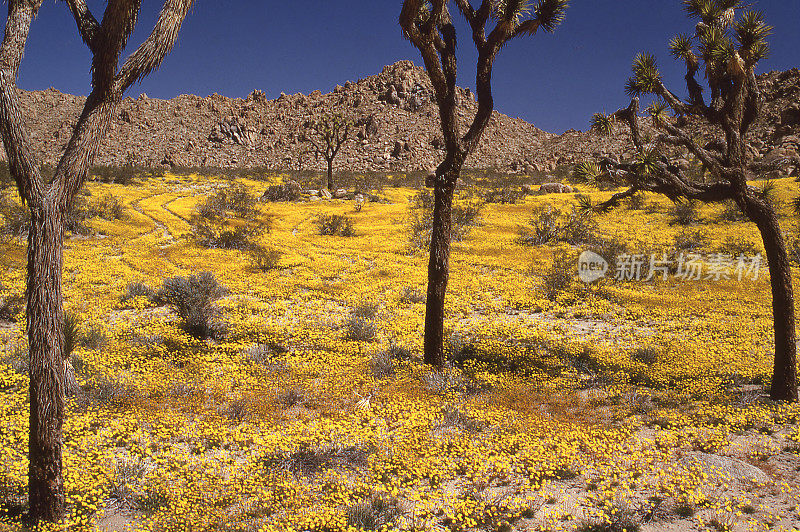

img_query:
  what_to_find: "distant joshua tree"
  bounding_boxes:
[301,112,351,192]
[576,0,800,401]
[0,0,195,523]
[400,0,569,367]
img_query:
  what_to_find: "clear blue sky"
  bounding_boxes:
[7,0,799,134]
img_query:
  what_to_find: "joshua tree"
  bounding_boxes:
[400,0,569,367]
[575,0,800,401]
[0,0,194,522]
[302,112,351,192]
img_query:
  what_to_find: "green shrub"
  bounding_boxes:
[63,311,80,359]
[316,214,355,237]
[156,272,229,339]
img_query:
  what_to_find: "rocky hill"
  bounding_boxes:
[7,61,553,174]
[5,61,799,176]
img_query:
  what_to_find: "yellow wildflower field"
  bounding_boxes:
[1,173,799,531]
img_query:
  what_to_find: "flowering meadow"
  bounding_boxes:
[1,173,799,531]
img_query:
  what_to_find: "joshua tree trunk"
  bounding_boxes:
[26,203,66,521]
[0,0,195,522]
[326,158,335,191]
[424,175,456,367]
[745,196,798,401]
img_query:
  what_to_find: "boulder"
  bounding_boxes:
[333,188,348,199]
[539,183,573,194]
[320,189,332,200]
[690,452,770,485]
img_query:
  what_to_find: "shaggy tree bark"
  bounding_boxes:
[400,0,569,366]
[579,1,798,401]
[0,0,195,522]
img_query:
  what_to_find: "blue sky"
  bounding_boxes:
[7,1,800,134]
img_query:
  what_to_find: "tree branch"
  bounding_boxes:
[65,0,101,54]
[114,0,195,94]
[0,0,46,206]
[93,0,142,92]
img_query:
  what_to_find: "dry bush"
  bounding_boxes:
[156,271,229,339]
[90,165,142,185]
[261,181,301,202]
[197,183,257,218]
[542,249,577,300]
[482,186,528,204]
[248,244,282,271]
[316,214,355,237]
[120,281,157,304]
[718,199,748,222]
[669,201,701,226]
[346,493,404,530]
[87,193,124,220]
[345,313,377,342]
[0,287,24,321]
[191,185,267,250]
[400,285,426,304]
[716,235,761,257]
[517,204,597,246]
[407,188,483,250]
[265,441,373,476]
[672,228,710,252]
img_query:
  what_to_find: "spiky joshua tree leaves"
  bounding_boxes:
[0,0,194,522]
[400,0,569,367]
[301,112,351,191]
[576,0,800,401]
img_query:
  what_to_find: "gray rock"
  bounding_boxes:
[690,452,770,484]
[539,183,573,194]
